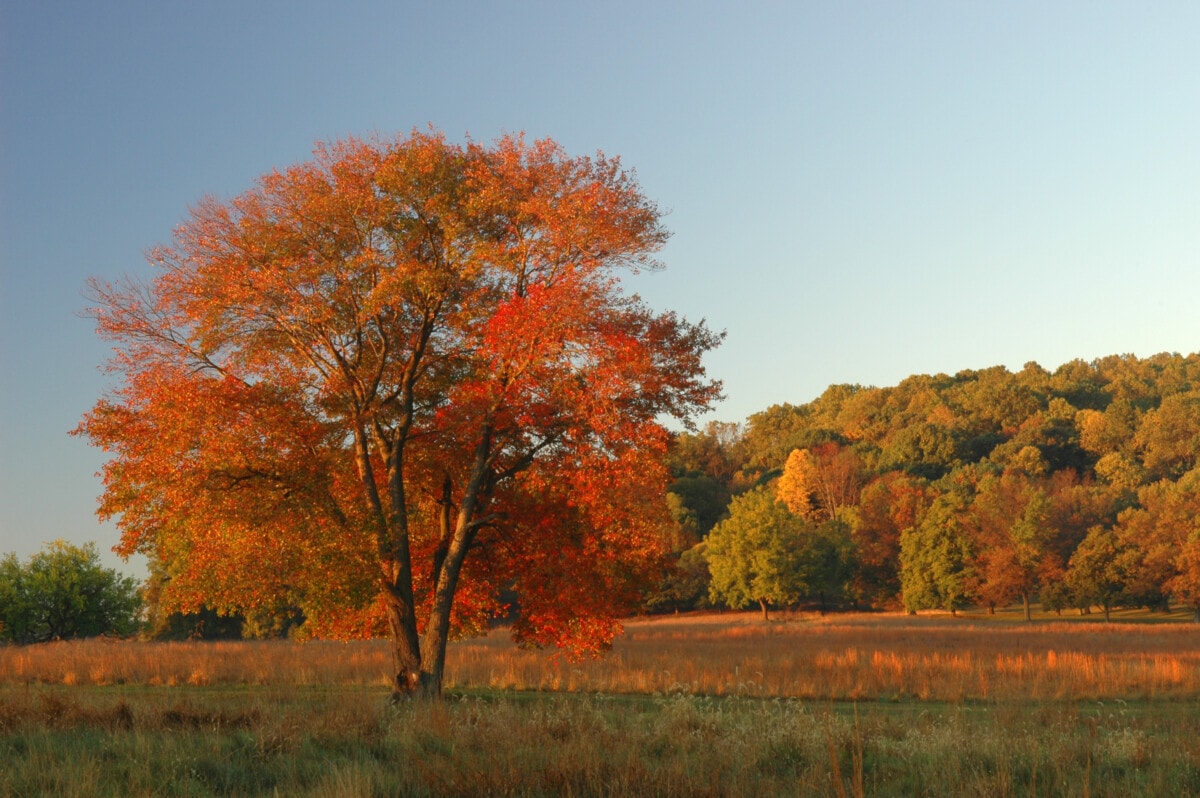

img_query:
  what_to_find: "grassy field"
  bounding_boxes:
[4,610,1200,796]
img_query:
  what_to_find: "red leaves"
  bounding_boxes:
[78,129,720,672]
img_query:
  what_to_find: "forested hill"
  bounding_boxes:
[662,352,1200,618]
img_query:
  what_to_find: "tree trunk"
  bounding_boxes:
[411,423,495,701]
[1022,593,1031,622]
[759,598,770,622]
[383,585,423,699]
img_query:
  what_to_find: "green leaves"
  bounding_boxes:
[0,541,142,644]
[705,487,854,617]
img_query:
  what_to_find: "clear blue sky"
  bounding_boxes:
[4,2,1200,577]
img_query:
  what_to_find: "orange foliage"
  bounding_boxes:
[76,130,721,695]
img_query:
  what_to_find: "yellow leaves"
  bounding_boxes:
[777,448,818,518]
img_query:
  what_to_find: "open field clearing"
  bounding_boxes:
[5,611,1200,796]
[8,610,1200,702]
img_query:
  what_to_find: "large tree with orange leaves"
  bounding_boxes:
[76,130,721,699]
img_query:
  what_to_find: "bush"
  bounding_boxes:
[0,541,142,643]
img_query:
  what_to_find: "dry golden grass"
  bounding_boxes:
[5,609,1200,702]
[444,610,1200,701]
[6,611,1200,796]
[0,637,393,689]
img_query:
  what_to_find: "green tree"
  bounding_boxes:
[796,517,856,614]
[1065,525,1130,621]
[1135,392,1200,480]
[667,475,732,541]
[705,486,806,620]
[0,541,142,643]
[900,494,974,614]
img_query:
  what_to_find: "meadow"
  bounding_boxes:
[4,609,1200,796]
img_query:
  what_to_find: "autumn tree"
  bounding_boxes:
[776,443,862,521]
[850,472,931,607]
[1114,471,1200,616]
[970,470,1060,621]
[76,130,721,699]
[776,448,819,518]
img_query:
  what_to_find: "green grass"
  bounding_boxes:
[5,683,1200,797]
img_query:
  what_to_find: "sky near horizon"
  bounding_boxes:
[3,2,1200,577]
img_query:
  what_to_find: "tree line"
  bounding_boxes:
[656,353,1200,621]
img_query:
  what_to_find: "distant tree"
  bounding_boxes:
[667,421,746,484]
[951,365,1041,438]
[1049,358,1109,411]
[1076,399,1139,458]
[796,518,856,614]
[776,444,862,522]
[706,486,856,620]
[1044,468,1117,569]
[705,487,806,621]
[1092,452,1148,501]
[900,494,974,615]
[667,475,732,540]
[776,448,819,518]
[880,421,960,480]
[1168,538,1200,622]
[1135,393,1200,480]
[643,542,712,613]
[1114,471,1200,614]
[970,472,1060,621]
[1065,525,1131,621]
[850,472,931,607]
[739,404,818,480]
[0,541,142,643]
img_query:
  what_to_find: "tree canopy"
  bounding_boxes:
[76,130,722,697]
[0,541,142,643]
[663,352,1200,621]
